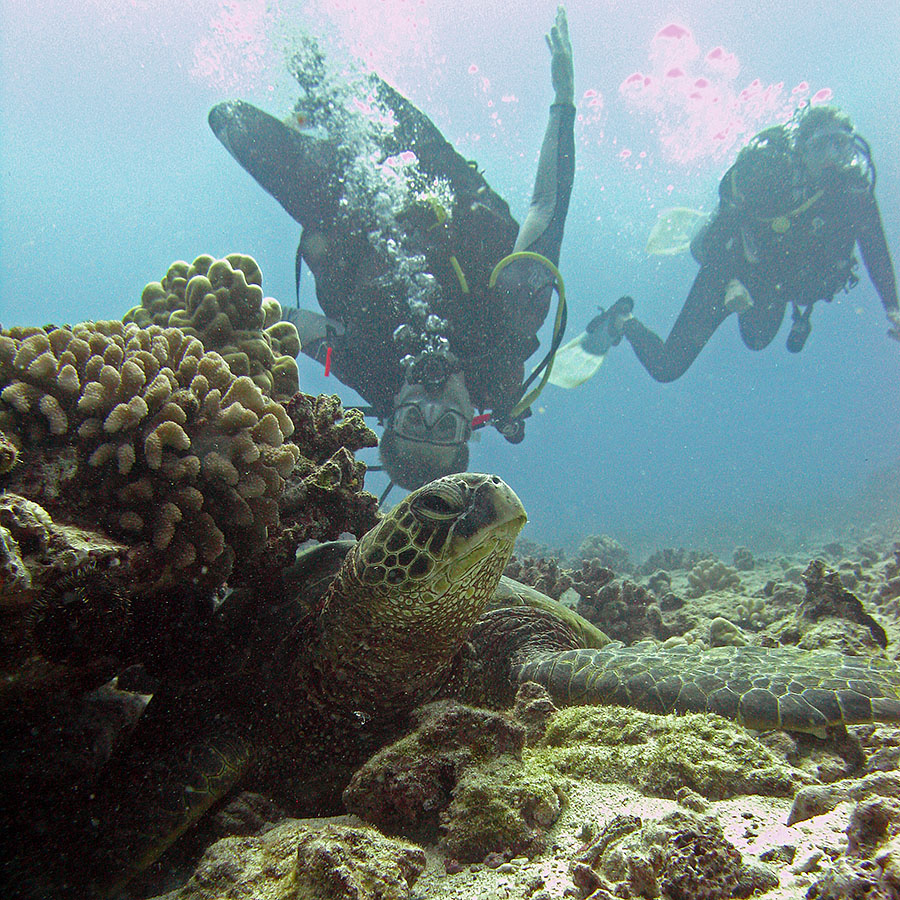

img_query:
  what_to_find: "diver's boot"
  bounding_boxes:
[580,296,635,358]
[724,278,753,314]
[607,295,635,345]
[786,304,812,353]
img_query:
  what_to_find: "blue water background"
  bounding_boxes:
[2,0,898,559]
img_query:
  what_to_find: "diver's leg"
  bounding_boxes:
[622,264,730,383]
[209,100,339,226]
[737,295,787,350]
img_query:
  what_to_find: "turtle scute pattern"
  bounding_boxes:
[517,641,900,733]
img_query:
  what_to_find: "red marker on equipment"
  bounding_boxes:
[324,346,333,376]
[471,412,491,427]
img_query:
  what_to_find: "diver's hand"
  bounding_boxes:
[546,6,574,106]
[887,308,900,343]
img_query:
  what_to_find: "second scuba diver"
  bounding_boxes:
[578,105,899,383]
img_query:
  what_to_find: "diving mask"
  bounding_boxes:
[802,126,857,172]
[391,402,470,445]
[388,371,474,447]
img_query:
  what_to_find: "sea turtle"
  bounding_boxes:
[78,473,900,896]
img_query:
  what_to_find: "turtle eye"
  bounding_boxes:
[411,480,467,521]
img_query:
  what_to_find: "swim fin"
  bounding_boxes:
[548,297,633,389]
[645,207,708,256]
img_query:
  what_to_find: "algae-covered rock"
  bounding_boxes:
[344,699,564,862]
[149,820,426,900]
[583,810,778,900]
[535,704,811,800]
[441,752,563,862]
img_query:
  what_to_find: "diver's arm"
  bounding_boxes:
[855,191,899,317]
[513,6,575,259]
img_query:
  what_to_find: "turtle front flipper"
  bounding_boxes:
[516,642,900,735]
[86,708,251,898]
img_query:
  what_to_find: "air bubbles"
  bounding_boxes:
[425,314,447,334]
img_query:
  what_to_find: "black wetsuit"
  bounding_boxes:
[209,74,575,423]
[622,133,898,383]
[312,93,575,422]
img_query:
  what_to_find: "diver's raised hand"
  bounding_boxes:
[546,6,574,106]
[887,308,900,343]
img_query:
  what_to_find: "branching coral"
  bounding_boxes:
[503,556,664,643]
[224,392,379,603]
[503,556,572,600]
[576,533,631,572]
[253,392,380,573]
[0,320,300,592]
[123,254,301,399]
[573,564,665,644]
[686,559,742,598]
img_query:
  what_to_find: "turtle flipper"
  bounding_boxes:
[88,711,251,897]
[516,642,900,735]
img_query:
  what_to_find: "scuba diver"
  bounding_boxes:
[208,7,575,496]
[568,105,899,384]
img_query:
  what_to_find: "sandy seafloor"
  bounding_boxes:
[136,535,900,900]
[407,789,845,900]
[237,788,850,900]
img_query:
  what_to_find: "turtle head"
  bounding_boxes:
[357,472,526,591]
[318,473,526,713]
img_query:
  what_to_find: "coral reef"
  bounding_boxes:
[502,556,665,643]
[123,254,301,398]
[636,547,711,575]
[637,547,710,576]
[504,555,572,600]
[732,545,754,571]
[685,558,742,598]
[233,392,380,592]
[513,536,564,561]
[732,595,767,629]
[504,556,667,643]
[0,320,300,593]
[575,533,631,572]
[572,566,667,644]
[280,391,379,540]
